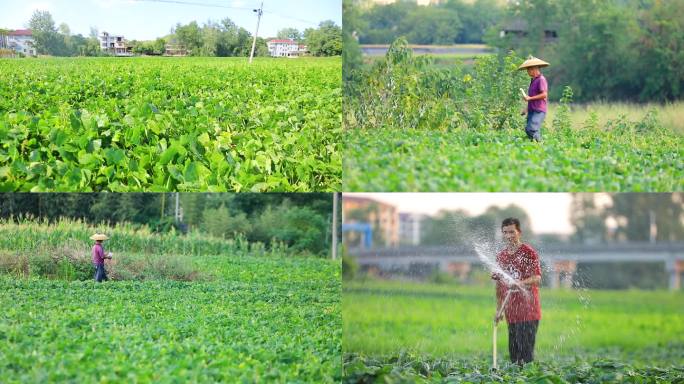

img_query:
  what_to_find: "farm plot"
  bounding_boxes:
[0,57,341,192]
[343,39,683,192]
[0,220,341,382]
[344,124,683,192]
[342,281,684,383]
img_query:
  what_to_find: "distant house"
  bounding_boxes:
[164,44,188,57]
[267,39,308,57]
[500,19,558,41]
[1,29,36,56]
[99,32,132,56]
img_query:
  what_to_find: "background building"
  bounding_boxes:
[1,29,36,56]
[267,39,307,57]
[99,32,131,56]
[399,212,428,245]
[343,196,399,248]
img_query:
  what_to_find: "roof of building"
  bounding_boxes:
[8,29,32,36]
[268,39,296,44]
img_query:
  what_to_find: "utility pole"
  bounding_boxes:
[649,210,657,243]
[332,192,340,260]
[160,193,166,220]
[249,1,264,64]
[175,193,180,223]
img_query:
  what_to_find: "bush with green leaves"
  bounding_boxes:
[345,38,528,131]
[252,202,328,255]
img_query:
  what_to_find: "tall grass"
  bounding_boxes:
[0,217,291,281]
[545,101,684,133]
[0,216,289,257]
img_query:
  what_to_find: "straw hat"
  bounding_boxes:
[518,56,550,70]
[90,233,109,241]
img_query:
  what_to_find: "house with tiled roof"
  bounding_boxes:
[0,29,36,56]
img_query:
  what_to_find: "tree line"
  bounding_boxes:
[0,193,339,257]
[354,0,503,45]
[347,0,684,102]
[344,193,683,248]
[18,10,341,58]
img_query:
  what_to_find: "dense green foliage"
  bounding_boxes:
[488,0,684,102]
[172,19,341,58]
[344,349,684,383]
[0,57,341,192]
[343,41,683,192]
[172,19,267,57]
[19,10,341,58]
[347,39,527,131]
[303,21,344,57]
[353,0,504,45]
[25,11,102,57]
[343,280,684,383]
[0,194,339,256]
[0,217,278,260]
[344,125,683,191]
[348,0,684,102]
[571,193,684,244]
[0,256,341,382]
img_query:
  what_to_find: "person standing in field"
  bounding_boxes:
[491,217,542,365]
[519,56,550,142]
[91,233,112,282]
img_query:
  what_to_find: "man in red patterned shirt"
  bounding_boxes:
[491,218,542,365]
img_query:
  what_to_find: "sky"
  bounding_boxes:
[0,0,342,40]
[344,193,613,235]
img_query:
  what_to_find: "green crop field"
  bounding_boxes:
[344,40,684,192]
[0,57,341,192]
[0,219,341,382]
[343,280,684,383]
[343,124,683,192]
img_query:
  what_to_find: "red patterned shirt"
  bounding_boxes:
[496,244,542,323]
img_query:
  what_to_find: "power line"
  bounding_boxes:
[132,0,325,27]
[262,10,321,26]
[132,0,256,11]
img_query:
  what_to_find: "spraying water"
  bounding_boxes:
[471,238,532,299]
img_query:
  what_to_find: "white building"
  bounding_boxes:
[399,212,428,246]
[1,29,36,56]
[99,32,131,56]
[267,39,307,57]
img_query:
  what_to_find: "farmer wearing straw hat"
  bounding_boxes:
[91,233,112,282]
[491,218,542,365]
[518,56,550,141]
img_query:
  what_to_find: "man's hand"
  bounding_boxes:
[491,272,502,281]
[494,312,504,324]
[517,275,541,288]
[106,252,113,259]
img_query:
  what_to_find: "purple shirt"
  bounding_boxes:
[528,74,548,113]
[92,243,105,265]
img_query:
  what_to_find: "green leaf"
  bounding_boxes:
[104,148,125,166]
